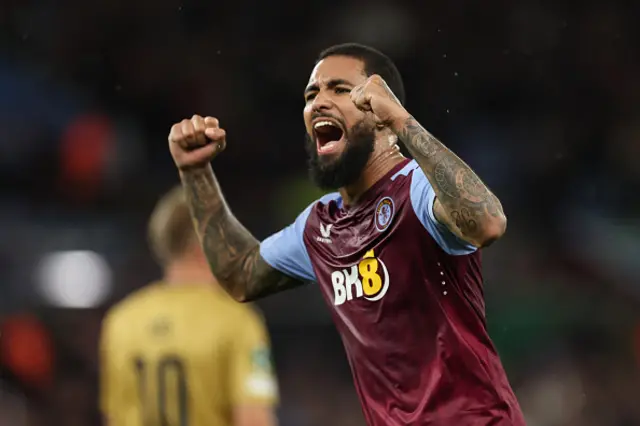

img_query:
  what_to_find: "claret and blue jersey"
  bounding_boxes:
[261,159,525,426]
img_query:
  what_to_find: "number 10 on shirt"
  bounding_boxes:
[133,355,189,426]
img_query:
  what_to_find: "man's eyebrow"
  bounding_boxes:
[304,78,354,95]
[304,83,318,95]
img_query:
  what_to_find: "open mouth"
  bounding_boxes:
[313,120,345,154]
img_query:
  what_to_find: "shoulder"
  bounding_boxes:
[260,192,341,249]
[391,159,421,182]
[231,302,266,327]
[215,290,261,318]
[224,302,269,340]
[103,284,162,328]
[400,160,478,256]
[303,192,342,220]
[266,192,341,236]
[378,159,424,203]
[204,288,264,324]
[317,192,342,206]
[383,159,423,205]
[259,192,341,283]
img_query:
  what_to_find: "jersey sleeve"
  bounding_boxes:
[228,309,279,406]
[259,203,316,282]
[410,166,477,256]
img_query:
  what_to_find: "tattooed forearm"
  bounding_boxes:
[395,116,506,246]
[180,165,304,301]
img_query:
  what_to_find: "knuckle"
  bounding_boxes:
[169,128,181,142]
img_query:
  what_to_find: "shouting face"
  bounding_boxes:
[303,55,377,190]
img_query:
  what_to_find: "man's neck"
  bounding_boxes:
[163,261,216,286]
[339,148,405,205]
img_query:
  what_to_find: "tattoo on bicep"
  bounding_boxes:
[433,159,460,198]
[450,208,478,234]
[398,117,503,238]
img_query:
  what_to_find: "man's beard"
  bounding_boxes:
[305,120,376,190]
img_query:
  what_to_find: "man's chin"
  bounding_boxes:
[316,150,344,166]
[305,123,375,190]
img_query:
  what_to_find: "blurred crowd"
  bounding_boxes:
[0,0,639,425]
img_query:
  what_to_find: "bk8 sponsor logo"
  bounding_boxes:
[330,249,390,306]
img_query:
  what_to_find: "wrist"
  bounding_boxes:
[178,162,213,176]
[388,108,412,134]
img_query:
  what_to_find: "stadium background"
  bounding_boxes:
[1,0,639,424]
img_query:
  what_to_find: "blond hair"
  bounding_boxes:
[147,186,197,265]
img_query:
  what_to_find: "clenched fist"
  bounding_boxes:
[168,115,227,170]
[350,74,408,128]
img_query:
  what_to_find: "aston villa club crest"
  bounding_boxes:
[375,197,395,232]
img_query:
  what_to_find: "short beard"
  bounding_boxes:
[305,120,376,190]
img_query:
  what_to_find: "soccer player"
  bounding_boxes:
[168,43,525,425]
[99,187,278,426]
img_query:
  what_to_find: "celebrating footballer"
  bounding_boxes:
[168,43,525,426]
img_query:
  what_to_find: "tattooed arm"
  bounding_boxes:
[393,116,506,247]
[350,75,506,247]
[180,165,305,301]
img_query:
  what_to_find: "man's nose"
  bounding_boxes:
[311,91,333,112]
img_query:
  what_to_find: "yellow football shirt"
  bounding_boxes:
[99,283,278,426]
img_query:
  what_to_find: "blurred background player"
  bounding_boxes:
[99,186,278,426]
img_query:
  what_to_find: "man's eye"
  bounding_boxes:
[305,93,317,102]
[335,87,350,94]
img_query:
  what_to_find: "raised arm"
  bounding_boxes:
[393,117,506,247]
[350,75,507,248]
[169,115,305,302]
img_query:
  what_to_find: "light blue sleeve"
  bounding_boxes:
[410,166,477,256]
[259,203,316,283]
